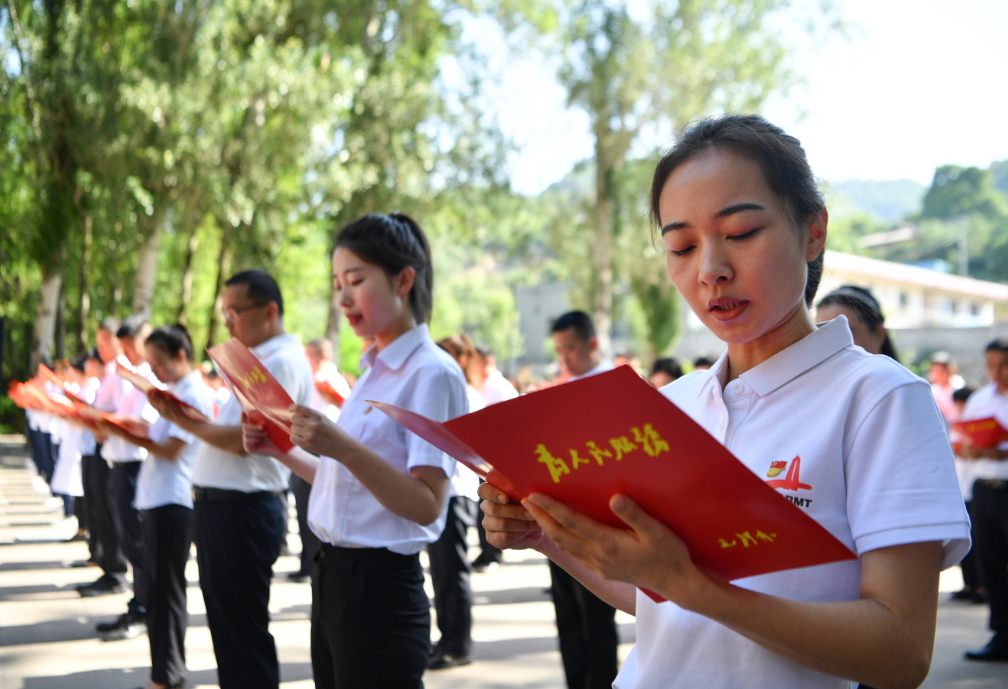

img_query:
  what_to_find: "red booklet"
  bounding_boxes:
[114,362,210,422]
[315,379,346,406]
[207,339,296,452]
[952,417,1008,450]
[370,366,856,600]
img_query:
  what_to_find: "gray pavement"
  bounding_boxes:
[0,436,1005,688]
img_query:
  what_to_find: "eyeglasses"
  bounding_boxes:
[219,301,269,322]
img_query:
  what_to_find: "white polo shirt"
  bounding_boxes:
[93,356,130,413]
[134,370,216,510]
[479,369,518,406]
[78,376,101,456]
[101,361,160,463]
[308,324,468,554]
[191,333,313,493]
[955,382,1008,483]
[614,316,970,689]
[569,359,614,382]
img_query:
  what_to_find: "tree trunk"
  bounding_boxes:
[54,278,66,360]
[131,222,163,320]
[177,227,200,323]
[31,270,62,369]
[592,148,614,361]
[204,227,232,354]
[76,213,92,354]
[326,280,342,367]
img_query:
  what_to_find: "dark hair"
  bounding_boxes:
[987,339,1008,354]
[85,348,103,362]
[70,355,87,373]
[116,315,150,339]
[437,334,476,386]
[146,324,195,362]
[693,355,715,368]
[474,343,494,359]
[651,357,683,380]
[952,386,974,404]
[335,213,433,324]
[817,285,899,362]
[225,270,284,317]
[551,311,596,344]
[650,114,825,307]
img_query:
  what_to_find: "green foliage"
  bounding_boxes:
[0,396,24,435]
[918,165,1008,221]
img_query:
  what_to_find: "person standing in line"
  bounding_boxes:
[948,385,985,604]
[110,324,215,689]
[815,285,899,361]
[958,339,1008,661]
[94,316,159,641]
[242,213,468,689]
[544,310,619,689]
[929,352,960,425]
[647,358,683,389]
[480,114,970,689]
[427,334,485,670]
[50,357,88,539]
[467,343,516,572]
[150,270,313,689]
[78,320,131,596]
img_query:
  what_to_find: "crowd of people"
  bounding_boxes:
[14,113,1008,689]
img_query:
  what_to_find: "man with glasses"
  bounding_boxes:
[151,270,312,689]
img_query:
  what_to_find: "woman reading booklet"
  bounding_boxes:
[480,115,971,688]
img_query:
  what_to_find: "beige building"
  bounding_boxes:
[819,251,1008,328]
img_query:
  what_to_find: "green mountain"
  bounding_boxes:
[831,179,927,223]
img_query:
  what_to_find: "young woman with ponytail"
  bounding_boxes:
[816,285,900,362]
[242,213,469,688]
[479,115,970,689]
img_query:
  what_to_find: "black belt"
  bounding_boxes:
[976,478,1008,490]
[317,543,420,565]
[192,487,281,503]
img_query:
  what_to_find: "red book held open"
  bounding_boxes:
[115,362,210,422]
[207,339,296,452]
[369,365,856,601]
[952,417,1008,449]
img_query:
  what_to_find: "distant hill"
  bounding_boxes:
[829,179,927,223]
[991,160,1008,197]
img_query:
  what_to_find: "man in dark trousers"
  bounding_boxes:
[151,271,313,689]
[77,319,130,598]
[547,311,619,689]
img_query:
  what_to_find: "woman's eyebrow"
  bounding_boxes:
[661,202,765,235]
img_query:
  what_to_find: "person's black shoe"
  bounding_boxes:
[428,650,472,670]
[285,571,310,583]
[972,589,990,604]
[96,612,146,641]
[949,587,974,600]
[77,574,127,597]
[965,634,1008,661]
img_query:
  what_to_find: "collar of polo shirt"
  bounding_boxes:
[361,324,430,372]
[696,315,854,399]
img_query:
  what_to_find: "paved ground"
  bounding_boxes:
[0,436,1005,688]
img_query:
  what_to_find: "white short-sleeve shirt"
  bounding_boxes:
[308,324,469,555]
[955,382,1008,482]
[101,362,160,463]
[449,385,485,501]
[614,316,970,689]
[479,369,518,407]
[134,370,217,510]
[190,333,314,493]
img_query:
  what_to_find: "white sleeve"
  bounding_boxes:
[845,381,971,569]
[266,356,312,408]
[403,369,468,476]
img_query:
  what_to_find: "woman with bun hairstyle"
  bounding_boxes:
[109,324,214,689]
[816,285,899,361]
[479,115,970,689]
[243,213,469,688]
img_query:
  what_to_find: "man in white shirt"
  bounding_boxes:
[153,271,313,689]
[94,317,159,641]
[77,320,131,598]
[547,311,617,689]
[961,339,1008,661]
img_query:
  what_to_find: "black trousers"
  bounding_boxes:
[26,427,54,484]
[108,462,151,615]
[311,545,430,689]
[193,491,286,689]
[973,480,1008,633]
[290,474,320,576]
[548,561,618,689]
[82,450,127,577]
[142,504,193,687]
[475,478,503,565]
[961,499,983,590]
[428,496,475,656]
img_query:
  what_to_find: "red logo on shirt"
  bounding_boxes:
[766,461,786,478]
[765,456,812,492]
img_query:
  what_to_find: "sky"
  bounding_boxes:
[477,0,1008,196]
